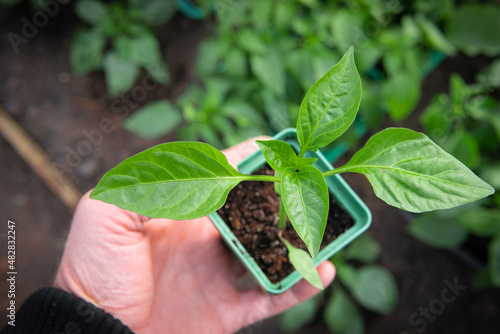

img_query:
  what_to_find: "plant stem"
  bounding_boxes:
[241,175,280,182]
[274,170,282,195]
[297,149,306,158]
[278,196,287,229]
[322,166,351,178]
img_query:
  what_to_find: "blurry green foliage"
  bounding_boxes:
[70,0,174,98]
[446,3,500,57]
[127,0,500,148]
[280,234,399,334]
[409,64,500,288]
[123,100,181,140]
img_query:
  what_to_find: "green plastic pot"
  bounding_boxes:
[209,128,372,294]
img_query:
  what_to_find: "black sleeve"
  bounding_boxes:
[1,287,134,334]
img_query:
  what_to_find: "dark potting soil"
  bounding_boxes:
[217,165,354,283]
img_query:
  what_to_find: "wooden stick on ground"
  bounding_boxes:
[0,105,82,213]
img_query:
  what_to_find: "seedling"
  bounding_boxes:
[90,47,494,289]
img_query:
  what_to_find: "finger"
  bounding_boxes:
[223,136,271,168]
[237,261,335,328]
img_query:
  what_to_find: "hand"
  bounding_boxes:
[54,138,335,334]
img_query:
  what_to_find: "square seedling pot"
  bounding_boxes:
[209,128,372,294]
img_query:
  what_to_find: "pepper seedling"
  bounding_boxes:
[90,47,494,289]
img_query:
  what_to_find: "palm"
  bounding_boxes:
[144,216,263,334]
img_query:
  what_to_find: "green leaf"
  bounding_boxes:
[75,0,108,24]
[297,46,362,151]
[128,0,177,25]
[177,124,198,141]
[330,10,368,51]
[256,140,298,173]
[344,234,381,263]
[200,124,224,149]
[249,0,272,31]
[298,0,319,9]
[477,59,500,88]
[324,284,364,334]
[123,100,181,140]
[286,49,316,91]
[458,208,500,237]
[354,41,382,74]
[336,263,358,292]
[102,52,139,98]
[442,129,480,170]
[225,48,247,77]
[445,4,500,56]
[312,48,341,85]
[469,100,500,143]
[114,32,161,67]
[177,85,203,109]
[262,91,292,131]
[351,265,399,315]
[414,0,453,22]
[282,165,329,258]
[70,29,105,75]
[408,213,468,249]
[383,72,421,122]
[222,99,265,128]
[202,77,231,111]
[337,128,495,212]
[400,16,422,48]
[223,100,262,124]
[236,29,267,55]
[250,47,285,96]
[279,296,320,333]
[415,14,456,55]
[359,80,384,129]
[274,1,297,31]
[382,49,404,77]
[90,142,246,219]
[114,32,170,85]
[194,38,223,77]
[145,60,170,86]
[93,10,117,37]
[420,94,451,138]
[450,73,468,106]
[281,238,323,290]
[489,236,500,287]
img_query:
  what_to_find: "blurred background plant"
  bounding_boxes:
[1,0,212,97]
[280,234,399,334]
[124,0,500,153]
[69,0,176,98]
[408,59,500,291]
